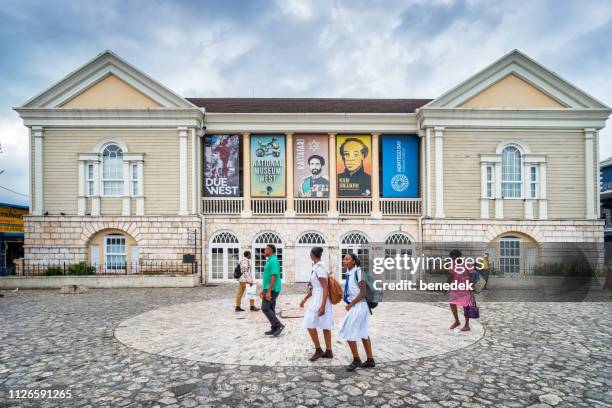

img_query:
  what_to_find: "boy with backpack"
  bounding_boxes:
[235,250,259,312]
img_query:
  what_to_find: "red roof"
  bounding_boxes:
[186,98,431,113]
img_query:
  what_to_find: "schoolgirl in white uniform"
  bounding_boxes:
[300,246,334,361]
[339,252,375,371]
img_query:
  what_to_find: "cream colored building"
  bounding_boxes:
[14,50,611,282]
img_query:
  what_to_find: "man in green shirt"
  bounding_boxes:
[260,244,284,336]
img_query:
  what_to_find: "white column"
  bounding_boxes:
[434,127,444,218]
[191,128,197,214]
[241,132,252,217]
[523,162,533,219]
[328,133,339,218]
[494,161,503,219]
[122,161,130,215]
[77,160,86,216]
[178,127,188,215]
[92,159,100,216]
[480,162,489,219]
[32,126,44,215]
[585,128,597,219]
[425,127,432,217]
[285,132,295,217]
[136,160,144,216]
[539,162,548,219]
[371,132,382,219]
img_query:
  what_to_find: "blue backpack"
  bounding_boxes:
[355,268,383,310]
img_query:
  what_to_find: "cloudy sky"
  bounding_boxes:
[1,0,612,206]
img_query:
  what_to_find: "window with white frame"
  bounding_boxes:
[340,232,370,279]
[486,165,493,198]
[102,144,124,196]
[499,236,521,274]
[130,163,139,196]
[530,165,538,198]
[105,234,126,271]
[86,163,95,196]
[501,146,522,198]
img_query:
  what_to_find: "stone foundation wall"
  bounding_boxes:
[23,215,202,266]
[421,219,604,243]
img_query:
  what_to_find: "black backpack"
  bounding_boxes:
[355,268,383,311]
[233,263,242,280]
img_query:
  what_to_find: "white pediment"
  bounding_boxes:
[19,50,196,109]
[426,50,610,110]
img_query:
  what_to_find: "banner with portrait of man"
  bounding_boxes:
[294,134,329,198]
[250,134,286,197]
[203,134,240,197]
[336,135,372,197]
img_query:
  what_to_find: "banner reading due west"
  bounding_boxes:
[251,135,286,197]
[294,134,329,198]
[336,135,372,197]
[204,135,240,197]
[381,134,419,198]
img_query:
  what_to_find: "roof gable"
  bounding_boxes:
[427,50,609,109]
[20,51,195,109]
[60,74,162,108]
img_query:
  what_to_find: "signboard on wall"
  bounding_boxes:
[203,135,240,197]
[0,204,28,233]
[336,135,372,197]
[381,134,419,198]
[294,134,329,198]
[250,135,286,197]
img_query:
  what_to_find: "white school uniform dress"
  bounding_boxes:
[339,266,370,341]
[303,261,334,330]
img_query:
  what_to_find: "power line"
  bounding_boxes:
[0,185,29,197]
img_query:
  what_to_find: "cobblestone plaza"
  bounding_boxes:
[1,285,611,407]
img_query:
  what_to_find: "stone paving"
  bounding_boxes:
[114,295,484,367]
[0,284,611,407]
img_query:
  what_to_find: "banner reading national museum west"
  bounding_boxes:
[381,134,419,198]
[251,135,286,197]
[204,135,240,197]
[337,135,372,197]
[294,134,329,198]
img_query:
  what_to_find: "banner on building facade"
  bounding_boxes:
[204,135,240,197]
[381,134,419,198]
[294,134,329,198]
[251,135,286,197]
[336,135,372,197]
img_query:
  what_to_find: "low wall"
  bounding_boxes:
[0,274,200,289]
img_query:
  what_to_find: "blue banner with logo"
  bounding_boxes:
[381,134,419,198]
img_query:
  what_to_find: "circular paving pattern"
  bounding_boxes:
[114,295,485,367]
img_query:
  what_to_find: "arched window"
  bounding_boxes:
[384,232,414,281]
[209,231,240,281]
[501,145,522,198]
[297,232,326,245]
[253,232,283,279]
[102,144,124,196]
[340,232,370,278]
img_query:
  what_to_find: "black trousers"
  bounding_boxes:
[261,290,282,330]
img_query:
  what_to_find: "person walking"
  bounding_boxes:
[260,244,284,337]
[299,246,334,361]
[448,249,474,332]
[339,253,375,371]
[235,250,259,312]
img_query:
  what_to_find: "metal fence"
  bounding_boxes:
[13,260,197,276]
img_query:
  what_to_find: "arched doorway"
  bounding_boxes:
[88,229,138,273]
[252,232,283,280]
[209,231,240,281]
[339,231,371,279]
[295,231,327,282]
